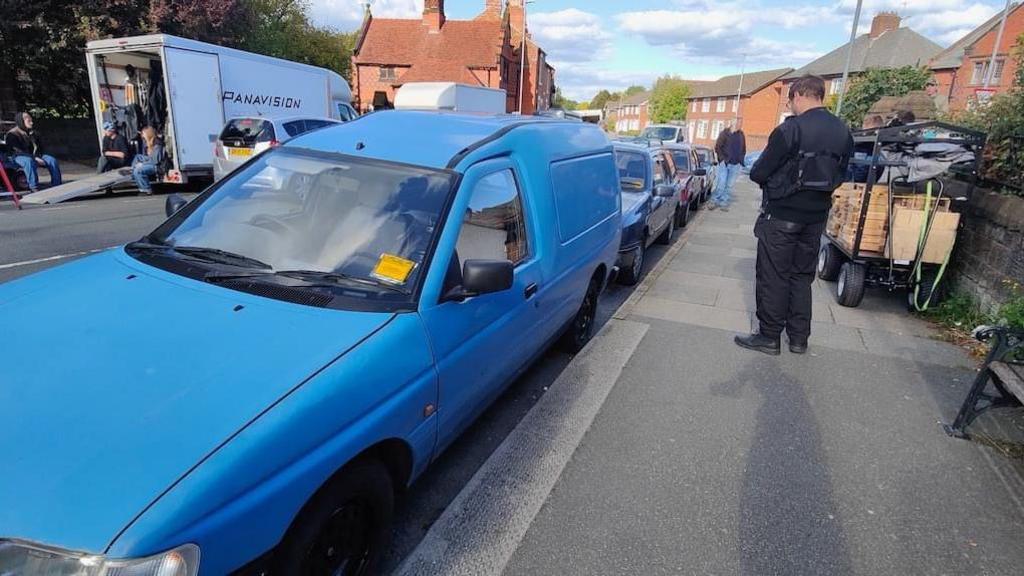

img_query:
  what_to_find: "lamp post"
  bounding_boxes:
[983,0,1013,89]
[835,0,863,118]
[734,54,746,122]
[518,0,535,114]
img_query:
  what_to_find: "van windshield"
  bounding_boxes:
[641,126,679,141]
[152,148,455,292]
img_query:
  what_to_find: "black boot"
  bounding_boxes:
[789,339,808,354]
[734,332,781,356]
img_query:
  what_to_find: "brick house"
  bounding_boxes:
[777,12,942,124]
[351,0,553,114]
[929,2,1023,112]
[611,91,650,133]
[685,68,791,152]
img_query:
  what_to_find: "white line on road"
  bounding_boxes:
[395,318,649,576]
[0,246,118,270]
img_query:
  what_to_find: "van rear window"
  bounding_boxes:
[550,153,619,243]
[220,118,275,145]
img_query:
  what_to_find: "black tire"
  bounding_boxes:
[277,460,394,576]
[675,201,690,228]
[657,213,675,244]
[836,261,867,308]
[618,243,644,286]
[817,243,844,281]
[908,270,947,311]
[560,276,601,353]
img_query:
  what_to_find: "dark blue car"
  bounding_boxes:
[613,143,678,285]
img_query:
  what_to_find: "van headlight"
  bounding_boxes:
[0,539,199,576]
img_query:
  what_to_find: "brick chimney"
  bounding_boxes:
[423,0,445,31]
[485,0,502,12]
[869,11,900,38]
[508,0,525,33]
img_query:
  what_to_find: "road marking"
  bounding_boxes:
[395,318,649,576]
[0,246,118,270]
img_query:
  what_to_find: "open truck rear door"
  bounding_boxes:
[164,47,224,175]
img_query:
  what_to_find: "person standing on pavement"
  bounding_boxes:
[735,75,853,355]
[97,122,130,173]
[710,119,746,211]
[4,112,62,193]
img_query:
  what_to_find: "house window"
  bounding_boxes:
[971,60,1005,85]
[701,99,710,113]
[730,98,737,113]
[379,67,397,81]
[691,100,697,113]
[716,97,726,112]
[712,120,724,138]
[697,120,708,138]
[829,78,844,95]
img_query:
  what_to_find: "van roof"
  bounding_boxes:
[287,110,595,170]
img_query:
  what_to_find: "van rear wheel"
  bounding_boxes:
[560,277,600,353]
[277,460,393,576]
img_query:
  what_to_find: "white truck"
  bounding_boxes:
[394,82,507,114]
[86,34,355,184]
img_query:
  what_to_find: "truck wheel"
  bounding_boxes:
[560,276,601,353]
[675,202,689,228]
[817,243,844,281]
[836,262,866,308]
[277,460,393,576]
[618,244,644,286]
[657,213,675,244]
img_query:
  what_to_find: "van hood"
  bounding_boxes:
[0,250,393,553]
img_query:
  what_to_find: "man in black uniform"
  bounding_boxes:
[735,75,853,355]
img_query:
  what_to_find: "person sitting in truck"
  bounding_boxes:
[132,127,164,196]
[98,121,131,173]
[4,112,62,193]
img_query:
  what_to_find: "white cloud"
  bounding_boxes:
[530,9,613,63]
[309,0,421,30]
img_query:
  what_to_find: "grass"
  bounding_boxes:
[920,286,1024,358]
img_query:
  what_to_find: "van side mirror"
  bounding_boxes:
[655,184,676,198]
[693,168,707,177]
[443,259,513,302]
[165,193,188,217]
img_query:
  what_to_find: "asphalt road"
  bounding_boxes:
[0,189,678,572]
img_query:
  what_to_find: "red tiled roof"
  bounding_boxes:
[356,18,502,71]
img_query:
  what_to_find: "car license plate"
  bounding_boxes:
[228,147,253,158]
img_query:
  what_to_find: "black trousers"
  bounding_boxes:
[97,156,128,173]
[754,214,825,342]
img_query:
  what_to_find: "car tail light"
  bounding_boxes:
[269,139,281,148]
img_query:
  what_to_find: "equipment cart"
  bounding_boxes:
[816,121,986,309]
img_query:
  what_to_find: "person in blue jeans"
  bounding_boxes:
[4,112,62,192]
[711,119,746,211]
[132,127,164,195]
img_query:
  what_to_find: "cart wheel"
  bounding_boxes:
[907,271,946,311]
[817,243,844,281]
[836,262,866,307]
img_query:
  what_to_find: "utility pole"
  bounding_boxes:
[734,54,746,122]
[983,0,1013,89]
[517,0,535,114]
[835,0,863,118]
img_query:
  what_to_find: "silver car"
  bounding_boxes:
[213,116,341,181]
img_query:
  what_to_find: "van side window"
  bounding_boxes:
[455,169,529,267]
[653,154,672,184]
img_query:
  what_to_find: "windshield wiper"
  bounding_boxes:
[173,246,272,270]
[204,269,408,294]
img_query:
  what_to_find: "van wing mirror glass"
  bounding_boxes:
[655,184,676,197]
[165,193,188,217]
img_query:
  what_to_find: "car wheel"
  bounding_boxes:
[561,276,601,353]
[836,262,866,308]
[277,460,393,576]
[817,243,844,281]
[618,243,644,286]
[657,213,675,244]
[676,202,689,228]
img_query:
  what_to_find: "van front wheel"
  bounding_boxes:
[277,460,393,576]
[560,277,600,353]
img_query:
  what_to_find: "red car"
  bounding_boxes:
[660,143,707,227]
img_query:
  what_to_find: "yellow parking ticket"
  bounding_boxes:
[372,253,416,284]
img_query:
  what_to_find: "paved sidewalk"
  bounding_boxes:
[399,177,1024,576]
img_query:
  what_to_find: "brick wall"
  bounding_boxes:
[949,7,1023,111]
[951,188,1024,312]
[687,96,740,148]
[687,82,784,151]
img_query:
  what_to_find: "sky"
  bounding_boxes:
[309,0,1011,102]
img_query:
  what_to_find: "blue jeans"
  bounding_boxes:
[133,162,157,192]
[712,162,741,205]
[14,154,62,190]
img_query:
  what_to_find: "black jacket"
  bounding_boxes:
[750,107,853,224]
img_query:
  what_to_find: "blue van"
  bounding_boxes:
[0,112,621,575]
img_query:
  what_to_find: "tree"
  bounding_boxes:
[648,75,691,124]
[624,85,646,97]
[552,88,578,110]
[835,66,932,127]
[590,89,614,111]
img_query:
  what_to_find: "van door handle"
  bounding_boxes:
[524,283,539,299]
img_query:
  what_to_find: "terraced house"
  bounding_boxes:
[685,68,791,152]
[350,0,554,114]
